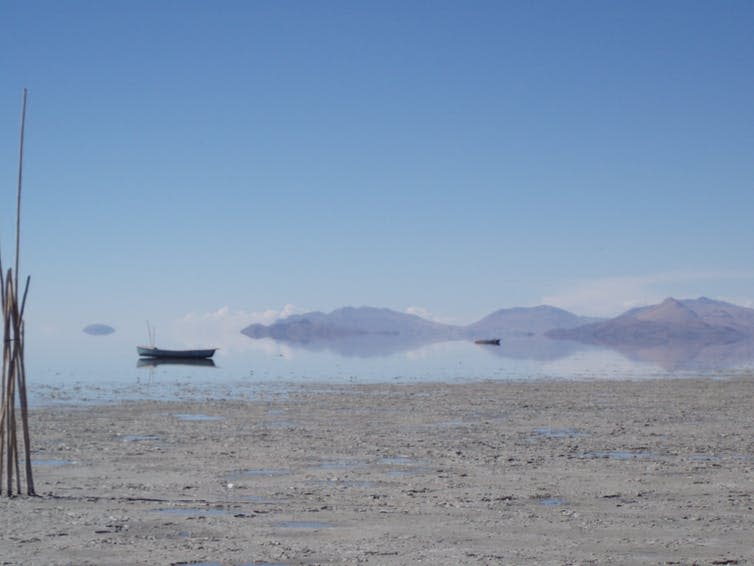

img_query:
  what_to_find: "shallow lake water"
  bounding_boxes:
[22,328,754,406]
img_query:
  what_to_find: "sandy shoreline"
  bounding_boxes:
[1,377,752,565]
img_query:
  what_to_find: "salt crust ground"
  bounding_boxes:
[1,378,752,565]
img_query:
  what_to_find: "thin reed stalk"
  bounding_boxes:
[15,89,27,291]
[0,89,34,496]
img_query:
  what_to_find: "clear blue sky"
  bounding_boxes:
[1,1,753,336]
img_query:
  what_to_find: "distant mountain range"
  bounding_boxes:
[241,305,598,344]
[547,297,753,347]
[241,307,462,343]
[242,299,754,348]
[465,306,601,338]
[240,298,754,369]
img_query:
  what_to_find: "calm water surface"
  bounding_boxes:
[24,329,754,405]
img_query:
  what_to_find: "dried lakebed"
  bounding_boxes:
[2,378,753,565]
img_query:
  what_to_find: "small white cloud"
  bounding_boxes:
[406,306,433,319]
[170,304,306,352]
[405,306,454,324]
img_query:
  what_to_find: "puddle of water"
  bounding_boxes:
[534,427,587,438]
[230,468,291,479]
[583,450,653,460]
[431,420,466,429]
[307,479,377,489]
[387,468,431,478]
[379,456,415,466]
[29,459,75,466]
[275,521,331,529]
[152,507,231,517]
[120,434,160,442]
[690,454,721,462]
[538,497,567,506]
[174,414,223,421]
[241,495,277,504]
[319,458,363,470]
[378,456,431,477]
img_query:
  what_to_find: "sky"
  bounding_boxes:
[1,1,753,340]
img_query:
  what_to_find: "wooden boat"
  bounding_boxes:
[137,346,216,359]
[138,322,216,359]
[474,338,501,346]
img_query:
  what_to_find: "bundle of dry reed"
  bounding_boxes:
[0,88,34,496]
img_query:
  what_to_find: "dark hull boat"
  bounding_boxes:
[137,346,216,359]
[474,338,501,346]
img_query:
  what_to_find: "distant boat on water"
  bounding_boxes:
[474,338,501,346]
[137,346,217,359]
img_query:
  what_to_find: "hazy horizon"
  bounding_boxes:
[2,2,753,342]
[41,295,754,350]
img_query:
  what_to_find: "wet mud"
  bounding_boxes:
[1,378,753,564]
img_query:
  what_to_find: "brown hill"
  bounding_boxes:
[547,297,749,347]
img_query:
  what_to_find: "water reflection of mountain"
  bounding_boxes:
[254,333,754,372]
[241,305,597,359]
[262,334,589,361]
[480,335,586,362]
[241,300,754,371]
[612,339,754,372]
[547,297,754,372]
[277,334,446,358]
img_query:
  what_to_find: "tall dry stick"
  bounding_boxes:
[0,282,7,495]
[15,88,27,292]
[1,89,34,496]
[17,276,33,493]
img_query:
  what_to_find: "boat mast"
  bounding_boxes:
[146,321,156,347]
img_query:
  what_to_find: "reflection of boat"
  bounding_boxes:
[474,339,501,345]
[137,357,216,368]
[137,346,216,359]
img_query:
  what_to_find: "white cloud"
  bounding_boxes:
[405,306,455,324]
[542,271,754,317]
[170,304,306,352]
